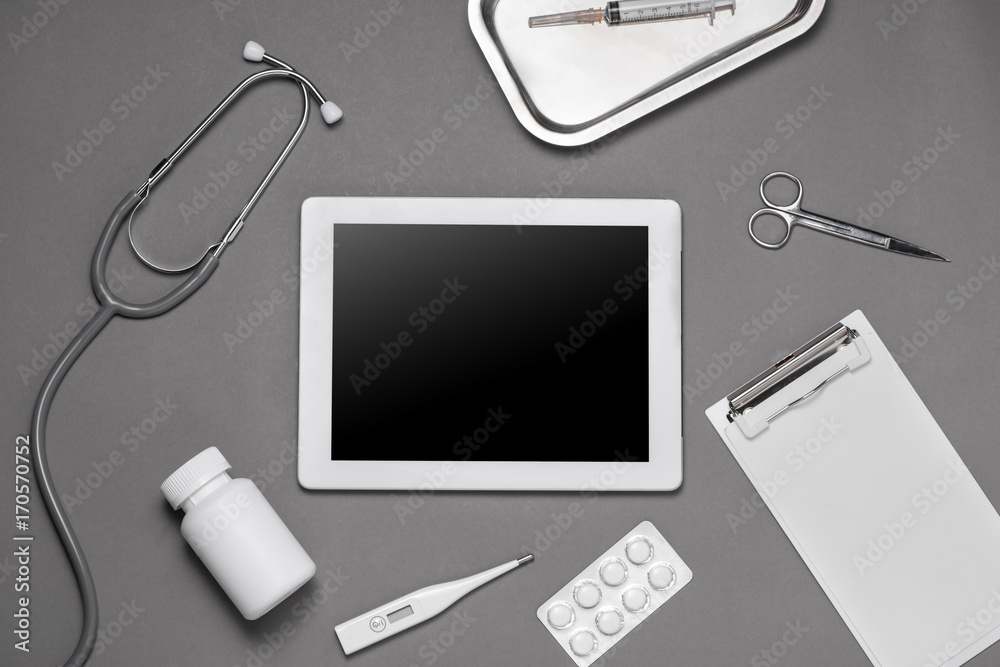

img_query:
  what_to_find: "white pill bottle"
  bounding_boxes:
[161,447,316,619]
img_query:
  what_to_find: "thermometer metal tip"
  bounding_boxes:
[335,553,533,655]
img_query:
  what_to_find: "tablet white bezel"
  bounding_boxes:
[297,197,682,491]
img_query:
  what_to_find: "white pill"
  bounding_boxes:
[574,580,602,608]
[599,558,628,586]
[622,585,650,612]
[547,602,575,629]
[596,608,624,636]
[569,629,598,656]
[625,536,653,564]
[648,563,676,590]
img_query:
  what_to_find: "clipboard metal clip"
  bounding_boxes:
[726,323,871,437]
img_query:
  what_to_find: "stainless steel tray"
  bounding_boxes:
[469,0,825,146]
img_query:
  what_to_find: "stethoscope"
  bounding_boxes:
[29,41,340,667]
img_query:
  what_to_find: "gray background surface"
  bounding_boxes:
[2,1,999,665]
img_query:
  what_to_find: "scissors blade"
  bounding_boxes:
[884,237,950,262]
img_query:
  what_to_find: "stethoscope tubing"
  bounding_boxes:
[30,191,218,667]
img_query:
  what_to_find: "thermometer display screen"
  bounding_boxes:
[387,606,414,623]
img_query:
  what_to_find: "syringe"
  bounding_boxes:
[530,0,736,28]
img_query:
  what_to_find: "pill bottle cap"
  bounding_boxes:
[161,447,231,510]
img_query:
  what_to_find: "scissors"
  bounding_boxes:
[748,172,949,261]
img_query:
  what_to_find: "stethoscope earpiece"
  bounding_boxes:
[243,40,266,62]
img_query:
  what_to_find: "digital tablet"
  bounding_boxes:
[297,197,681,490]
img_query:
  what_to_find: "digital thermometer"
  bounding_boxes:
[334,554,533,655]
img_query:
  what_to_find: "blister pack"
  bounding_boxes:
[536,521,692,666]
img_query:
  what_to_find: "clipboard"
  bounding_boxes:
[706,310,1000,667]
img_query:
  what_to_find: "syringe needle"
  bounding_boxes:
[529,8,605,28]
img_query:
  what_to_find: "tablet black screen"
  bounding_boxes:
[332,224,649,462]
